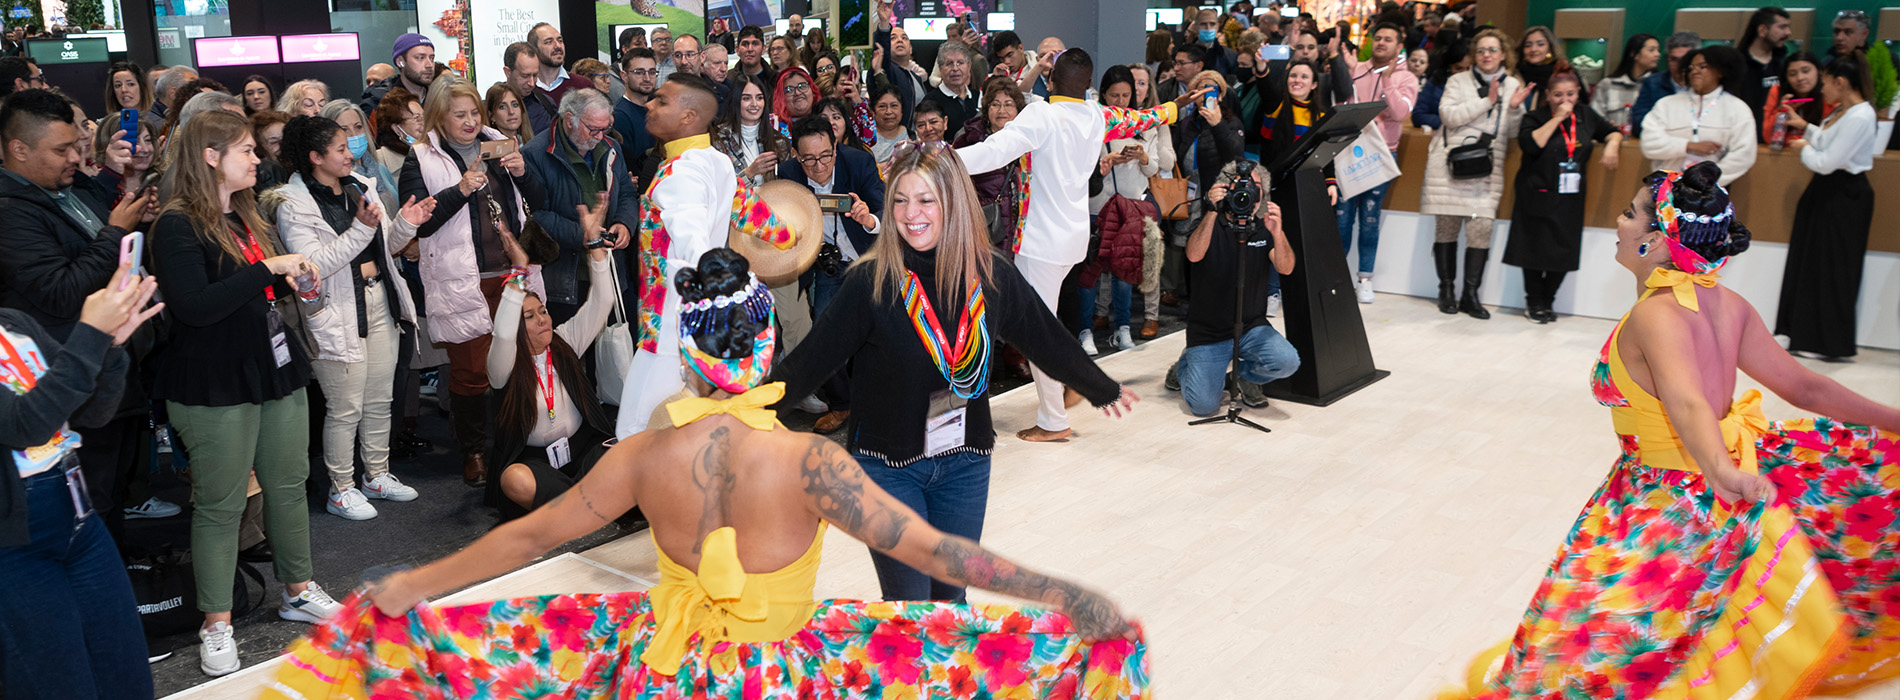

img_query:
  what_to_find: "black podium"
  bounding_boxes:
[1261,102,1390,406]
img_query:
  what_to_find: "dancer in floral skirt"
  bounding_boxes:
[1440,161,1900,700]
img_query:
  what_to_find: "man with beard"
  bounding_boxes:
[504,42,559,136]
[521,88,639,324]
[729,25,777,90]
[360,33,434,113]
[529,23,585,109]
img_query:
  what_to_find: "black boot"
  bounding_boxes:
[1459,247,1491,320]
[447,392,488,487]
[1432,242,1459,314]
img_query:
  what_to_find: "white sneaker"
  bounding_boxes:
[363,474,418,502]
[124,497,182,519]
[326,486,378,521]
[1079,329,1098,356]
[794,395,829,414]
[1265,293,1282,318]
[1112,325,1135,350]
[1356,277,1375,304]
[198,621,239,676]
[279,582,343,623]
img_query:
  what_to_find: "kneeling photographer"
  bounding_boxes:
[1166,160,1300,416]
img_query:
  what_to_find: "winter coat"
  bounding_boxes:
[268,172,419,363]
[1082,194,1156,285]
[399,128,545,345]
[521,125,642,308]
[1420,70,1526,219]
[0,171,126,340]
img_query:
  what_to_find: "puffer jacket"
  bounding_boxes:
[1420,70,1525,219]
[401,128,544,345]
[1081,194,1156,285]
[267,172,419,363]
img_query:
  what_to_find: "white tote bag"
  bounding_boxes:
[594,254,637,406]
[1334,123,1402,200]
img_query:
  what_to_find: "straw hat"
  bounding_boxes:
[729,179,823,288]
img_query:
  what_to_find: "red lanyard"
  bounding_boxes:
[536,350,558,421]
[0,329,41,392]
[230,221,275,301]
[1559,113,1578,161]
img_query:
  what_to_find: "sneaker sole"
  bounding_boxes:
[326,504,378,520]
[278,605,332,624]
[124,509,182,519]
[365,489,419,502]
[200,652,239,676]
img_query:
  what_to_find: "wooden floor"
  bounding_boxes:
[164,295,1900,700]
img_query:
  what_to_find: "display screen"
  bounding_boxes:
[900,16,950,40]
[279,33,360,63]
[26,37,108,64]
[773,17,823,36]
[66,30,127,52]
[193,35,280,67]
[1146,8,1184,31]
[986,12,1012,30]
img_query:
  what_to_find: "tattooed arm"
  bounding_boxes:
[367,432,649,615]
[797,437,1135,640]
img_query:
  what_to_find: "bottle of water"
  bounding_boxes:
[1769,109,1789,151]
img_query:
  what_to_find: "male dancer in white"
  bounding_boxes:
[956,48,1204,441]
[616,74,741,436]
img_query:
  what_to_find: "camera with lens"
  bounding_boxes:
[1217,160,1262,226]
[814,242,846,277]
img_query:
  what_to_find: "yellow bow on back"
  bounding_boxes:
[642,527,770,676]
[1645,267,1722,312]
[666,382,786,431]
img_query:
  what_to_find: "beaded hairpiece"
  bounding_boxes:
[1649,171,1731,276]
[679,273,772,337]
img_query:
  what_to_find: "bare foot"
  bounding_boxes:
[1017,426,1072,442]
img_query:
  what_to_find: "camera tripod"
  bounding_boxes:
[1188,212,1270,435]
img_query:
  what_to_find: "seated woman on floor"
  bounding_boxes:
[484,193,618,520]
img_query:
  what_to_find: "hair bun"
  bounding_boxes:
[673,248,768,361]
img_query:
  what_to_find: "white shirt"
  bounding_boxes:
[1639,88,1759,186]
[957,98,1171,266]
[1800,101,1876,175]
[488,255,616,447]
[536,67,571,93]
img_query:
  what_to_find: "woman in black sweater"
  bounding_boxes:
[149,110,341,677]
[0,267,157,699]
[769,141,1139,602]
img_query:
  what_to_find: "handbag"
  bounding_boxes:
[1148,165,1193,221]
[484,178,560,265]
[1335,123,1402,200]
[1446,85,1506,180]
[125,547,265,640]
[594,254,636,405]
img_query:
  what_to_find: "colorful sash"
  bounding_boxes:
[900,271,991,399]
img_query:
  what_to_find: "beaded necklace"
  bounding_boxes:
[900,271,990,399]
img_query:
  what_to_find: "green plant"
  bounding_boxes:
[1870,42,1897,113]
[65,0,103,29]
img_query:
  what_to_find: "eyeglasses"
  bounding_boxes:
[585,73,609,82]
[1473,46,1501,55]
[796,151,835,167]
[573,120,612,137]
[785,82,812,95]
[628,68,658,77]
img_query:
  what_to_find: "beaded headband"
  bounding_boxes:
[1649,171,1731,276]
[676,272,777,395]
[679,273,772,337]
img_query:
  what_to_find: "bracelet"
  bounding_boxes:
[503,265,531,285]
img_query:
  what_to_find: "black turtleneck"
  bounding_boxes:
[768,246,1121,467]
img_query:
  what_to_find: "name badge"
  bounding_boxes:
[266,308,291,368]
[924,389,968,458]
[1557,160,1582,195]
[546,436,572,469]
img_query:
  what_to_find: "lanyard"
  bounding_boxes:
[536,350,558,421]
[0,329,43,394]
[230,220,276,301]
[900,271,990,399]
[1559,113,1578,160]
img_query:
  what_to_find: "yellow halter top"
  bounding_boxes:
[641,383,827,677]
[1604,268,1770,477]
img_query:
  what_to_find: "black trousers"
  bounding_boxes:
[1521,269,1568,309]
[75,413,147,548]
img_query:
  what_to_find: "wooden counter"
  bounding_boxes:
[1378,126,1900,254]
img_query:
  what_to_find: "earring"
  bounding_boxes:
[1637,242,1651,257]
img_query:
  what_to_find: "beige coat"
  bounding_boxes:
[1420,70,1526,219]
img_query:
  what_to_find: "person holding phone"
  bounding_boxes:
[273,115,436,521]
[0,263,162,700]
[399,78,546,488]
[150,110,343,677]
[520,88,640,327]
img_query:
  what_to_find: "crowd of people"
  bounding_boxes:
[0,1,1894,697]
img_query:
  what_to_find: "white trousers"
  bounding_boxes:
[615,290,685,438]
[1012,256,1073,432]
[309,282,399,493]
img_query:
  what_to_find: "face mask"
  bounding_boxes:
[1199,29,1218,43]
[396,126,418,145]
[347,133,370,159]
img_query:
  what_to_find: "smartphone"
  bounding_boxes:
[1259,44,1290,61]
[1120,144,1140,156]
[816,193,853,213]
[118,231,143,289]
[117,109,139,148]
[479,139,517,161]
[1203,88,1219,111]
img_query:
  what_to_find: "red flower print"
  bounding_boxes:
[1767,467,1810,504]
[973,634,1033,688]
[1087,640,1129,673]
[1825,469,1861,498]
[1813,510,1838,536]
[923,608,973,647]
[540,597,598,651]
[947,665,979,699]
[1623,651,1676,697]
[1845,500,1896,542]
[837,659,874,691]
[441,604,491,639]
[1626,553,1680,600]
[998,612,1035,635]
[510,624,538,652]
[866,622,924,685]
[1659,568,1708,611]
[1049,672,1079,698]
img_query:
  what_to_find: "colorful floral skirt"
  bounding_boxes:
[1442,419,1900,700]
[263,592,1150,700]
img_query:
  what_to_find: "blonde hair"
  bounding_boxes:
[1191,70,1230,96]
[860,143,994,307]
[1126,63,1158,109]
[1472,28,1517,76]
[1237,28,1266,56]
[275,79,329,114]
[158,110,278,266]
[424,78,487,142]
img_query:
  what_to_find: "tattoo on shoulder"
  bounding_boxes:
[691,426,737,553]
[800,437,909,550]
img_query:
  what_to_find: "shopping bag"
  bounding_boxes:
[596,255,636,405]
[1335,124,1403,200]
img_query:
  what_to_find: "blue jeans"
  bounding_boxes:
[854,450,991,602]
[1077,274,1133,330]
[1334,180,1390,276]
[1177,325,1302,416]
[0,469,152,700]
[811,264,848,317]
